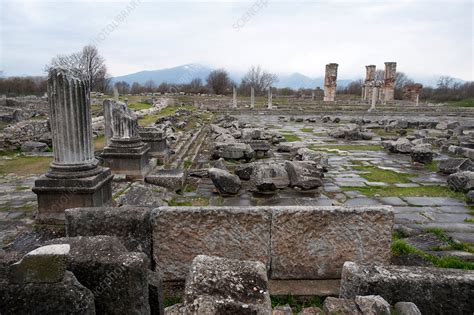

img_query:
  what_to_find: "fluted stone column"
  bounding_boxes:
[33,68,113,223]
[323,63,338,102]
[103,99,114,146]
[250,86,255,109]
[232,86,237,108]
[101,100,152,179]
[383,62,397,103]
[267,87,272,109]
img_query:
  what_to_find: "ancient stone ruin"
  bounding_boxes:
[1,61,474,315]
[323,63,338,102]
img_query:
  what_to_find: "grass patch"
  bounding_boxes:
[183,160,193,169]
[464,218,474,223]
[138,105,195,127]
[0,155,52,176]
[424,160,440,172]
[300,127,313,133]
[309,144,382,151]
[448,98,474,107]
[426,228,474,253]
[282,133,301,142]
[392,238,474,270]
[271,294,323,313]
[94,135,106,151]
[342,185,465,199]
[128,102,152,110]
[164,296,182,308]
[352,165,415,184]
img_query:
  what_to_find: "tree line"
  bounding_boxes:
[1,45,472,103]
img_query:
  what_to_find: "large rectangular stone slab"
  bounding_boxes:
[340,262,474,314]
[65,206,152,262]
[271,206,394,279]
[152,206,271,281]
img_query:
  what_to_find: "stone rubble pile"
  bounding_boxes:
[329,124,373,140]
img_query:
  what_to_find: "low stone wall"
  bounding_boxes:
[65,206,394,282]
[153,206,393,281]
[340,262,474,314]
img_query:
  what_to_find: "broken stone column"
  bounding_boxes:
[101,101,153,179]
[103,99,114,146]
[383,62,397,103]
[232,86,237,108]
[33,68,113,223]
[311,90,315,101]
[363,65,376,101]
[250,86,255,109]
[1,244,96,314]
[323,63,338,102]
[369,83,380,112]
[267,87,273,109]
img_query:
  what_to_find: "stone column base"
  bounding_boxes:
[33,167,113,224]
[101,143,153,179]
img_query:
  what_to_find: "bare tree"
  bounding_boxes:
[240,65,278,96]
[114,81,130,94]
[48,45,107,91]
[144,80,156,92]
[206,69,231,95]
[130,82,143,94]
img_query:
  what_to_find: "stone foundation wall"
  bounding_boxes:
[66,205,394,282]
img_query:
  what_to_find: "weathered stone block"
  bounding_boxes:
[209,167,241,195]
[323,297,361,314]
[152,207,271,281]
[0,271,96,314]
[45,236,150,315]
[145,168,186,191]
[271,206,394,279]
[183,255,271,314]
[9,244,70,284]
[65,206,152,261]
[340,262,474,314]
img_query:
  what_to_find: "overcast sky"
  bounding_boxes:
[1,0,473,81]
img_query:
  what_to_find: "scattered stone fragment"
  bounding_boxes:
[394,302,422,315]
[252,162,290,192]
[273,304,292,315]
[21,141,49,153]
[209,167,241,195]
[438,158,473,174]
[293,148,329,171]
[410,144,434,164]
[211,142,255,161]
[213,157,228,171]
[183,255,271,314]
[298,306,323,314]
[329,124,372,140]
[323,297,361,314]
[285,161,323,190]
[354,295,391,315]
[447,171,474,192]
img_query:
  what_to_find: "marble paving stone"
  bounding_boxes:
[379,197,408,206]
[436,206,472,214]
[394,212,431,224]
[429,212,474,223]
[395,183,420,188]
[337,181,366,187]
[344,198,381,206]
[403,197,465,207]
[365,182,389,187]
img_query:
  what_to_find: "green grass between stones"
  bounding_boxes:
[167,196,209,207]
[300,127,313,133]
[128,102,152,110]
[392,231,474,270]
[0,155,52,176]
[352,165,415,184]
[282,133,301,142]
[271,294,323,313]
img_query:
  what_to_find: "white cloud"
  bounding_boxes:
[1,0,472,81]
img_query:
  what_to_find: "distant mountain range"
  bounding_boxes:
[111,63,353,89]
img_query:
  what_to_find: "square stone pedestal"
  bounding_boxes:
[33,167,113,224]
[139,127,170,164]
[101,142,154,180]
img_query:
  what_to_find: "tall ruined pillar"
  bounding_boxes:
[323,63,338,102]
[232,86,237,108]
[101,101,153,179]
[33,68,113,223]
[383,62,397,103]
[363,65,376,101]
[267,87,273,109]
[250,86,255,109]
